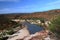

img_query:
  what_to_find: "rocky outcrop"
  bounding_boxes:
[24,30,57,40]
[7,27,30,40]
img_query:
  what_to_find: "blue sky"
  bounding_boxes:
[0,0,60,14]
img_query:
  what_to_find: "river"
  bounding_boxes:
[22,22,44,34]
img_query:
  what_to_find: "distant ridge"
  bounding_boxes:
[16,9,60,20]
[0,9,60,20]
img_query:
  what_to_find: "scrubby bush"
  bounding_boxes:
[49,16,60,37]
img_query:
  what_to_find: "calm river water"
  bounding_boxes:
[22,22,44,34]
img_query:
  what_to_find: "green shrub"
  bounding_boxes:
[49,16,60,35]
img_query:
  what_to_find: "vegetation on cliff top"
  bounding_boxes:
[49,16,60,38]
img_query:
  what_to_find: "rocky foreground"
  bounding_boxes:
[24,30,56,40]
[7,27,56,40]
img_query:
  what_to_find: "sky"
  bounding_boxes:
[0,0,60,14]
